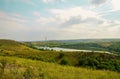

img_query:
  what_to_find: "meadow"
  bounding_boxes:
[0,56,120,79]
[0,39,120,79]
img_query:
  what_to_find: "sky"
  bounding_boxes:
[0,0,120,41]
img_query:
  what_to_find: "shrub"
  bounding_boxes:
[59,53,65,59]
[60,58,69,65]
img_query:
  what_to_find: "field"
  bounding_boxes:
[0,56,120,79]
[0,39,120,79]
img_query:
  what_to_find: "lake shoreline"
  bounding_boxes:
[36,46,112,54]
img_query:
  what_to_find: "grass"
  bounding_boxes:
[0,56,120,79]
[1,39,120,79]
[0,39,120,72]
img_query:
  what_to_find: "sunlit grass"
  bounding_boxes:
[0,56,120,79]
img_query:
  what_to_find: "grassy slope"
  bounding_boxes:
[0,39,40,54]
[0,39,120,72]
[0,56,120,79]
[0,39,57,59]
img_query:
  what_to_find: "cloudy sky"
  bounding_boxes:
[0,0,120,41]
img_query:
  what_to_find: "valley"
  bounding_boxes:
[0,39,120,79]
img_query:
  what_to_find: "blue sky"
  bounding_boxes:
[0,0,120,41]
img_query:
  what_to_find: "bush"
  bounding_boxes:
[60,58,69,65]
[59,53,65,59]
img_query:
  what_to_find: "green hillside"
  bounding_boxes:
[0,56,120,79]
[0,39,53,58]
[0,39,120,72]
[0,39,40,54]
[0,39,120,79]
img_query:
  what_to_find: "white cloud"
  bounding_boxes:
[0,11,31,40]
[36,17,55,24]
[33,12,41,17]
[89,0,120,12]
[90,0,108,5]
[46,6,120,39]
[0,4,120,41]
[0,12,28,22]
[42,0,65,3]
[43,0,54,3]
[0,11,7,17]
[111,0,120,11]
[0,12,27,23]
[49,7,98,23]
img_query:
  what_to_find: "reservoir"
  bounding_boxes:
[36,46,111,54]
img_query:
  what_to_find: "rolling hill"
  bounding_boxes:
[0,39,120,79]
[0,56,120,79]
